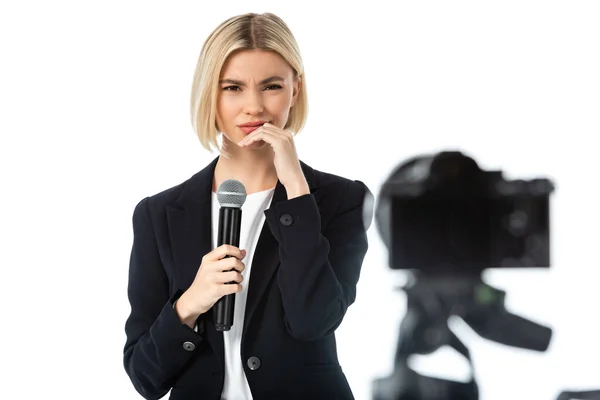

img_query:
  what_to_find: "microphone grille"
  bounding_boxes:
[216,179,247,208]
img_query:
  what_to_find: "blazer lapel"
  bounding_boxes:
[241,180,287,340]
[166,156,225,369]
[242,162,318,340]
[166,159,215,291]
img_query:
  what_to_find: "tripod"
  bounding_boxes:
[372,272,553,400]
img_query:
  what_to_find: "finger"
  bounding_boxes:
[219,283,243,296]
[216,257,245,273]
[255,125,294,145]
[240,130,277,147]
[238,125,282,146]
[260,123,293,139]
[237,125,265,146]
[206,245,245,262]
[211,257,244,273]
[239,129,267,146]
[215,271,243,284]
[261,123,290,135]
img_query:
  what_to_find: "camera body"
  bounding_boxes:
[375,151,554,273]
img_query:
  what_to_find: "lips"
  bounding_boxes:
[238,121,267,135]
[239,126,261,134]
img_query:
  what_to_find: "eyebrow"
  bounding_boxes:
[219,76,285,86]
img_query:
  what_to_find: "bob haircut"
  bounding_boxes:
[190,12,308,152]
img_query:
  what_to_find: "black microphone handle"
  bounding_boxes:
[213,207,242,331]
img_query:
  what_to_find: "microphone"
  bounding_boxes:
[213,179,247,331]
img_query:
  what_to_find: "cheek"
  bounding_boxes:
[215,111,224,131]
[216,100,234,128]
[218,95,239,113]
[268,96,293,126]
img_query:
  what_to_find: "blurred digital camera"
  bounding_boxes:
[375,150,554,273]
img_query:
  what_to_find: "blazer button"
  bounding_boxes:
[279,214,293,227]
[182,341,195,352]
[247,356,261,370]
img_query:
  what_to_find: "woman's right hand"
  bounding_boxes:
[175,245,246,326]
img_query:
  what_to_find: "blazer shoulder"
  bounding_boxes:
[310,167,374,230]
[311,167,371,199]
[132,171,200,217]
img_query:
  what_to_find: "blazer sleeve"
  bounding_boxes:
[264,180,373,341]
[123,197,204,400]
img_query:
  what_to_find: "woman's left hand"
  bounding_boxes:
[238,123,309,198]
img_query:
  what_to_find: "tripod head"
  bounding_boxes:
[372,151,555,400]
[395,273,551,356]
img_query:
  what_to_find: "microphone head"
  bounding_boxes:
[216,179,247,208]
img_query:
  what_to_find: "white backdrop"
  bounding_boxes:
[1,1,599,399]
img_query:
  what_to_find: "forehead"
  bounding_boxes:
[220,49,293,78]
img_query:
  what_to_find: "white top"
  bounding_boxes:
[211,187,276,400]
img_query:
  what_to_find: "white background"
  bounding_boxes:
[1,1,599,399]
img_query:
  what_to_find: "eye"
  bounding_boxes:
[265,84,283,90]
[222,86,240,91]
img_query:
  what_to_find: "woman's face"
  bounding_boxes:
[216,49,299,149]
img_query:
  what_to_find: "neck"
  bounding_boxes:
[213,139,279,194]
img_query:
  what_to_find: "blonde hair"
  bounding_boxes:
[190,13,308,153]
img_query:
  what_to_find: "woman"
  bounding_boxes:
[123,12,372,400]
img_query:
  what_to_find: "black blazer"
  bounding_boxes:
[123,156,373,400]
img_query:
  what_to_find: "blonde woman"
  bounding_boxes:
[123,12,372,400]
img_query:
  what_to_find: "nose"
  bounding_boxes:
[243,89,264,115]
